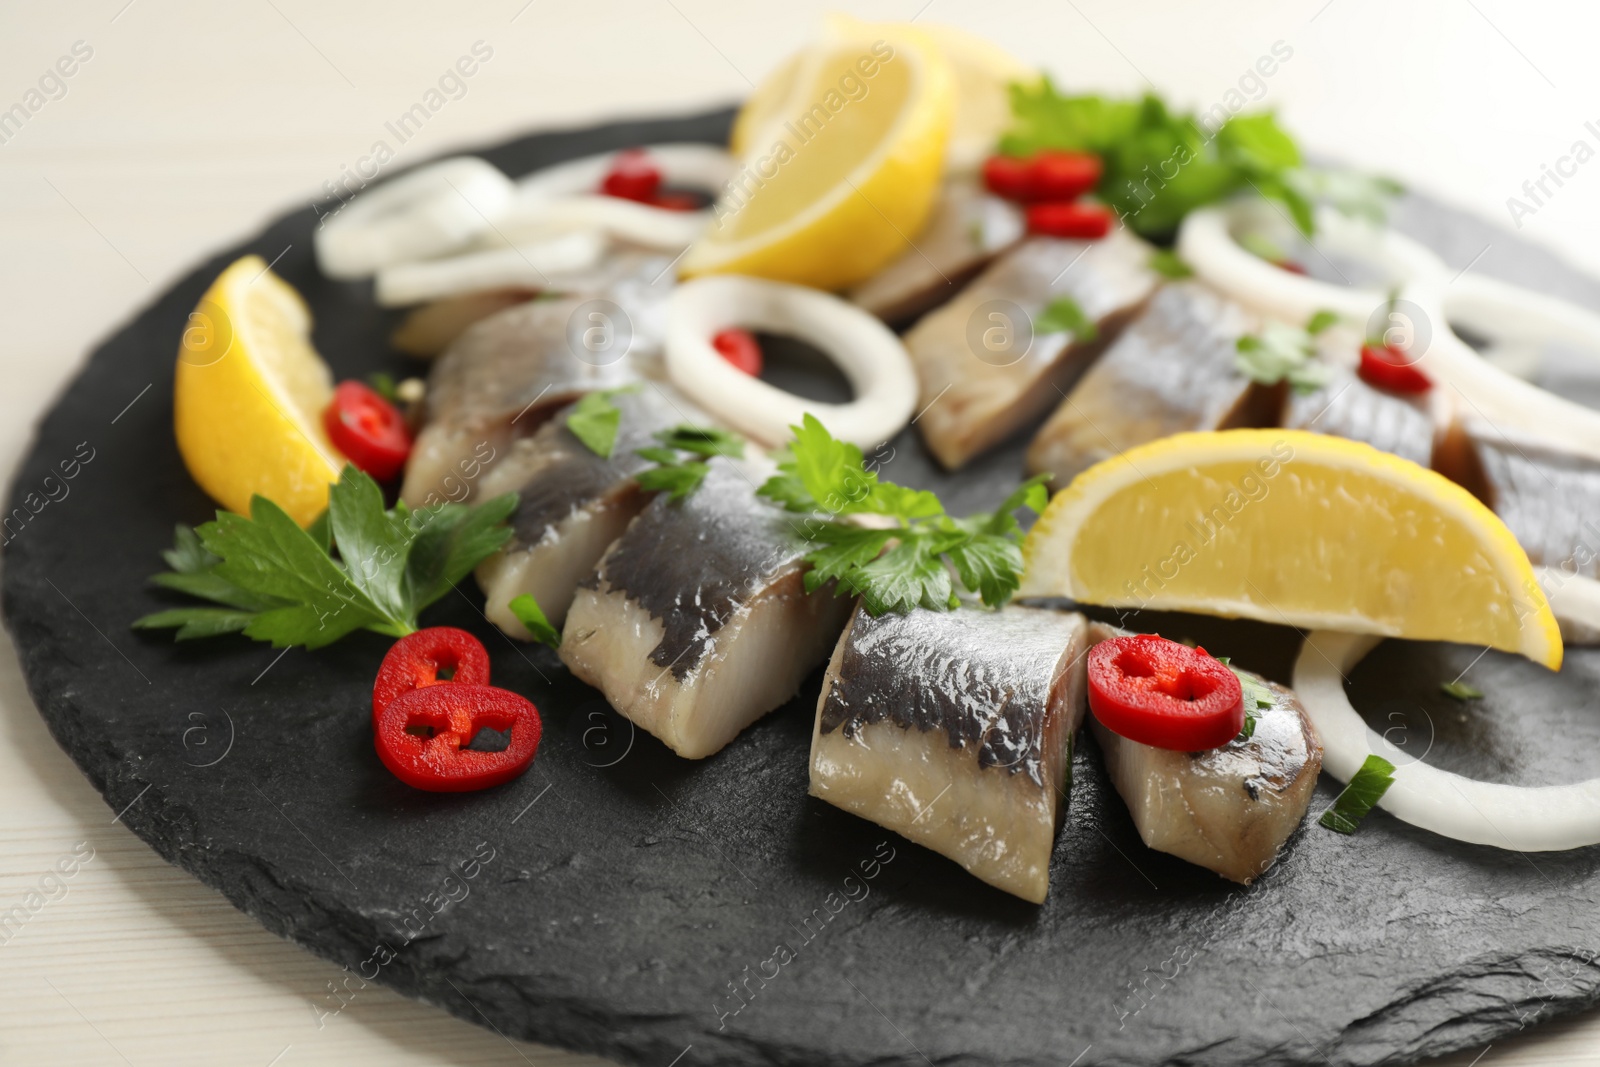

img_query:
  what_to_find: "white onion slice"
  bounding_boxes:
[1179,202,1600,461]
[665,276,917,448]
[373,232,607,307]
[493,195,711,252]
[515,143,735,202]
[1538,567,1600,645]
[1292,630,1600,851]
[315,157,513,280]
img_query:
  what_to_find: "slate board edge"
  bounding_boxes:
[2,107,1598,1067]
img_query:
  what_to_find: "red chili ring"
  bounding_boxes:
[374,683,542,792]
[711,328,763,376]
[1358,342,1432,394]
[372,627,491,728]
[1086,635,1244,751]
[324,380,412,483]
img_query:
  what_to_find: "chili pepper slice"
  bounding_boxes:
[1358,342,1432,394]
[982,154,1033,200]
[323,380,412,483]
[1086,635,1243,751]
[1025,201,1114,240]
[599,148,662,203]
[374,683,541,792]
[372,626,491,727]
[711,328,763,376]
[1026,150,1102,201]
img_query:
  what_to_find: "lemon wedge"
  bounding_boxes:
[731,20,1032,174]
[685,20,954,290]
[1020,429,1562,669]
[174,255,344,526]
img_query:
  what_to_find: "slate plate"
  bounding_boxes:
[7,108,1600,1067]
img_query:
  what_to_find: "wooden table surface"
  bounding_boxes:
[3,2,1598,1063]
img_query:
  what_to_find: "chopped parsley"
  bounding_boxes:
[635,424,745,501]
[1218,658,1273,742]
[1234,311,1337,394]
[1148,249,1194,280]
[133,467,517,648]
[1036,295,1098,341]
[1440,680,1484,701]
[367,371,400,403]
[1319,754,1397,834]
[508,593,561,649]
[757,415,1049,615]
[566,385,640,458]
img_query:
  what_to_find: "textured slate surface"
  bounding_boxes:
[5,108,1600,1067]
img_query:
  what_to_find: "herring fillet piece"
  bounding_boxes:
[1086,622,1323,885]
[1284,368,1438,468]
[847,177,1024,326]
[1026,282,1278,483]
[560,458,851,759]
[400,252,672,508]
[474,385,709,638]
[904,232,1159,470]
[809,604,1089,904]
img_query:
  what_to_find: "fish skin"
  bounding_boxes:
[399,252,672,508]
[1284,369,1437,469]
[1026,282,1278,484]
[847,177,1024,326]
[560,457,851,759]
[1453,420,1600,580]
[474,384,709,636]
[1086,622,1323,885]
[810,603,1089,903]
[904,232,1160,471]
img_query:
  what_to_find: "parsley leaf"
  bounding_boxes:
[565,385,639,458]
[1440,680,1484,701]
[637,461,711,501]
[508,593,561,649]
[1036,296,1098,342]
[760,416,1048,614]
[1223,662,1275,742]
[1148,249,1194,280]
[1234,317,1334,394]
[654,425,744,459]
[1319,754,1397,834]
[634,424,744,502]
[367,372,399,403]
[134,466,517,648]
[1305,309,1340,336]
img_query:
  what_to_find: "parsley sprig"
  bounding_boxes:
[1000,83,1400,239]
[757,415,1049,615]
[566,385,640,459]
[133,467,516,648]
[1234,309,1339,394]
[635,425,745,502]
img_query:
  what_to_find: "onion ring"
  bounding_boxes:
[373,232,607,307]
[665,275,917,448]
[494,195,711,252]
[514,143,735,202]
[1292,630,1600,851]
[1179,202,1600,461]
[314,157,513,280]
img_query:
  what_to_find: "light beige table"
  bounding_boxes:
[3,1,1598,1063]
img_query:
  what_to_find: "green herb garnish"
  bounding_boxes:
[1148,249,1194,280]
[1234,314,1335,394]
[133,466,516,648]
[634,424,745,502]
[757,415,1048,615]
[1305,309,1340,336]
[1220,661,1274,742]
[1036,295,1098,341]
[1000,83,1311,238]
[565,385,640,459]
[1440,680,1484,701]
[1319,754,1397,834]
[508,593,561,649]
[367,372,399,403]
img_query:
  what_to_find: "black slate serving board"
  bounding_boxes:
[7,109,1600,1067]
